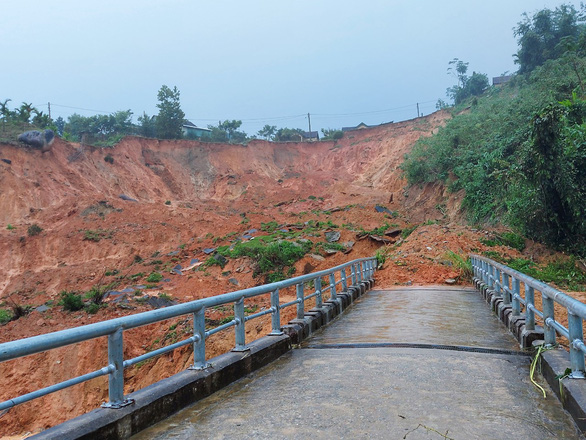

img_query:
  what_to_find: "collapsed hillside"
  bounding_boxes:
[0,110,576,437]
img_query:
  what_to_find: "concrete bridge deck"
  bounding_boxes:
[131,287,583,439]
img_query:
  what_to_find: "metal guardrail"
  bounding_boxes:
[471,254,586,378]
[0,257,376,411]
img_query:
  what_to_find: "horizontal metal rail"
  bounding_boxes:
[0,257,376,411]
[471,254,586,379]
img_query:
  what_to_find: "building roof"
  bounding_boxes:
[302,131,319,139]
[342,122,371,132]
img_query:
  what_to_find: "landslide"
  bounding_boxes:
[0,109,569,437]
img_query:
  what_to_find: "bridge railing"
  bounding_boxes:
[0,257,376,411]
[471,254,586,378]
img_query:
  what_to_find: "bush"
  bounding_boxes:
[60,291,84,311]
[104,153,114,164]
[146,272,163,283]
[27,224,42,236]
[0,308,13,325]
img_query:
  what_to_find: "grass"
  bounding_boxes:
[444,251,473,282]
[146,272,163,283]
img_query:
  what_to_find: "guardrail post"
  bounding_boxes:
[525,284,535,330]
[233,297,247,351]
[568,312,586,378]
[357,263,363,283]
[270,289,283,335]
[494,268,501,296]
[502,273,511,305]
[329,273,337,300]
[543,294,556,346]
[102,327,130,408]
[341,268,348,291]
[512,277,520,316]
[351,264,357,285]
[487,264,494,290]
[296,283,304,319]
[315,277,323,308]
[190,307,208,370]
[367,260,373,280]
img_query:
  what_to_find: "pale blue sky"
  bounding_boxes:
[1,1,582,135]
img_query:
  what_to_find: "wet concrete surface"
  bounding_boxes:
[305,287,521,350]
[131,287,584,439]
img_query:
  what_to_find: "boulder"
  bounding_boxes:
[17,129,55,152]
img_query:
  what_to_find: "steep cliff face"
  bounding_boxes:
[1,111,468,437]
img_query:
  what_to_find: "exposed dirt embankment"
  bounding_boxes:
[0,111,484,437]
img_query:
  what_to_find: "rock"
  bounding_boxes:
[324,248,338,255]
[1,158,11,165]
[325,231,341,242]
[146,296,177,309]
[34,305,49,313]
[310,254,325,261]
[119,194,138,202]
[445,278,457,285]
[203,248,216,254]
[342,241,354,253]
[167,250,179,256]
[17,129,55,152]
[374,205,394,215]
[171,264,183,275]
[228,278,239,286]
[212,252,228,267]
[384,228,402,238]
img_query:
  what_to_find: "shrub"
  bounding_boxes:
[0,308,13,325]
[146,272,163,283]
[27,224,42,236]
[60,291,84,311]
[104,153,114,164]
[6,224,15,230]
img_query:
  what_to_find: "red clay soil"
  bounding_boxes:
[0,111,577,438]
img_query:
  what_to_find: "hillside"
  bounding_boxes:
[0,110,573,437]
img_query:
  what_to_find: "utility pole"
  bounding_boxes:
[416,103,420,118]
[307,112,312,134]
[48,102,51,119]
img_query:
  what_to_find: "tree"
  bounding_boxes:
[446,59,489,105]
[17,102,36,123]
[0,99,11,120]
[257,124,277,140]
[514,4,584,74]
[206,120,247,143]
[156,85,185,139]
[138,112,156,138]
[54,116,65,136]
[321,128,343,140]
[274,127,304,141]
[32,110,52,128]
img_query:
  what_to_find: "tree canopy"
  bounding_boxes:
[156,85,185,139]
[514,3,585,74]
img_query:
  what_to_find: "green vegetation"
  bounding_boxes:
[444,251,473,282]
[59,291,84,312]
[403,4,586,256]
[155,85,185,139]
[321,128,344,140]
[27,224,42,236]
[483,252,586,291]
[83,229,113,242]
[215,239,312,283]
[0,308,12,325]
[6,224,15,230]
[146,272,163,283]
[480,232,526,251]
